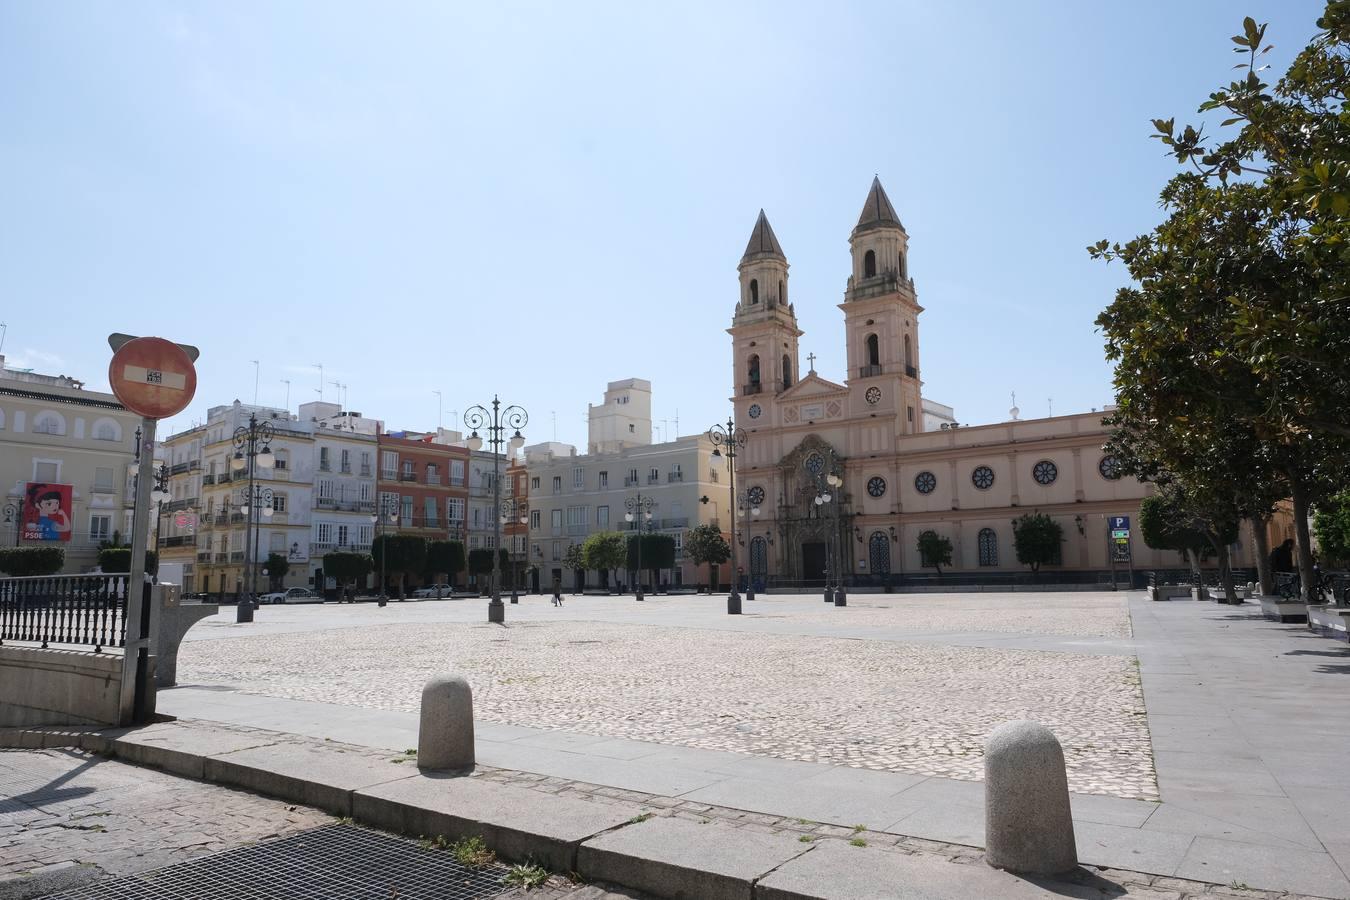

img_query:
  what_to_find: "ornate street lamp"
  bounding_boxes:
[370,493,398,607]
[499,497,529,603]
[2,503,19,547]
[463,396,527,624]
[150,464,171,555]
[706,416,747,615]
[804,455,846,606]
[230,413,274,622]
[624,493,655,601]
[238,484,273,598]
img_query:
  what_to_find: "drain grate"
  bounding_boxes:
[48,824,515,899]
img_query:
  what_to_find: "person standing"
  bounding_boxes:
[551,575,563,607]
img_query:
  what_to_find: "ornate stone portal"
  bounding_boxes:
[773,435,853,582]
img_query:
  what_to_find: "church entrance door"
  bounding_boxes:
[802,541,827,583]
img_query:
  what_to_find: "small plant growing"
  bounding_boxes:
[502,861,550,890]
[849,837,868,847]
[852,824,867,833]
[629,812,654,824]
[450,835,496,868]
[798,834,814,843]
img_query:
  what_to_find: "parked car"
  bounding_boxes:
[412,583,453,599]
[258,587,323,604]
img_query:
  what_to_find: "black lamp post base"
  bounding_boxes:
[747,587,755,603]
[727,592,742,615]
[488,599,505,623]
[235,600,254,623]
[823,588,833,603]
[834,588,847,607]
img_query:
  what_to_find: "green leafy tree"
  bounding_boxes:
[0,546,65,576]
[684,523,730,590]
[562,542,586,575]
[96,548,159,576]
[265,553,289,592]
[425,540,466,593]
[917,530,952,576]
[1140,493,1211,583]
[1012,514,1064,575]
[1313,491,1350,566]
[626,533,677,591]
[323,552,372,598]
[1090,7,1350,599]
[583,531,627,589]
[467,548,510,590]
[372,534,427,598]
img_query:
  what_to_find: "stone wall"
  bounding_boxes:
[0,645,123,727]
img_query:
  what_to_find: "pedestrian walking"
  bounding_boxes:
[552,575,563,607]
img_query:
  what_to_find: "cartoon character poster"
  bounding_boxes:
[22,482,73,542]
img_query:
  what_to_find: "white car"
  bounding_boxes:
[259,587,323,605]
[412,583,453,599]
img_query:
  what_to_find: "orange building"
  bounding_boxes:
[375,429,470,579]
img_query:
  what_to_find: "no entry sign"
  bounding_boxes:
[107,335,198,419]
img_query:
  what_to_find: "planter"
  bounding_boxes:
[1151,584,1191,601]
[1260,597,1308,623]
[1307,604,1349,639]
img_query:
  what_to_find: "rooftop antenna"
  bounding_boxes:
[280,379,291,410]
[448,409,458,430]
[314,363,324,401]
[251,360,260,405]
[673,409,679,438]
[661,419,669,444]
[552,411,557,441]
[329,379,343,409]
[0,322,7,355]
[433,390,442,429]
[1048,397,1053,418]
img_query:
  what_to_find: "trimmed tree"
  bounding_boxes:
[582,531,627,590]
[467,548,510,592]
[96,547,159,576]
[626,533,677,591]
[323,552,373,599]
[425,540,466,594]
[684,523,730,591]
[1012,514,1064,575]
[917,530,952,576]
[265,553,289,592]
[563,542,587,591]
[372,534,427,599]
[0,546,65,576]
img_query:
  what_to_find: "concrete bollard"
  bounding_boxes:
[418,675,475,771]
[984,720,1077,875]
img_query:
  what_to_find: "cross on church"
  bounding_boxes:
[806,352,816,373]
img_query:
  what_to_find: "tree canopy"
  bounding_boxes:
[323,552,372,590]
[582,531,627,582]
[1011,514,1063,575]
[917,530,952,575]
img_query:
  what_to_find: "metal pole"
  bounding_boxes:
[727,423,741,615]
[119,416,157,725]
[636,494,644,601]
[488,398,504,623]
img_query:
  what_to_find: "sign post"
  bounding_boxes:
[107,334,198,725]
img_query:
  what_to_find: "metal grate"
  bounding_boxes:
[48,824,516,900]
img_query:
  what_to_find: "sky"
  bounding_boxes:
[0,1,1327,448]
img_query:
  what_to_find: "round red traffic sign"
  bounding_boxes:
[108,337,197,419]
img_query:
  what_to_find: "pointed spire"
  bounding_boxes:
[854,176,904,234]
[741,209,786,262]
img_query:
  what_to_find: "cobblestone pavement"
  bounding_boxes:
[179,612,1157,800]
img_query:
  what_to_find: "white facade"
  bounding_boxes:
[301,401,379,587]
[587,378,652,454]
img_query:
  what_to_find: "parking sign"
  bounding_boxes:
[1109,516,1130,531]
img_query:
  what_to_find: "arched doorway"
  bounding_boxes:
[868,532,890,582]
[750,536,768,590]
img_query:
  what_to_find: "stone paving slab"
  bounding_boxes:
[577,815,810,900]
[354,770,642,873]
[104,720,283,779]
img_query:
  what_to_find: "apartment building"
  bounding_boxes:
[525,379,726,589]
[0,354,140,573]
[375,427,470,546]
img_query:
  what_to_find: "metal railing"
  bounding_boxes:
[197,552,213,563]
[667,472,683,483]
[0,573,129,651]
[742,383,763,396]
[905,365,917,378]
[858,364,883,378]
[399,472,417,482]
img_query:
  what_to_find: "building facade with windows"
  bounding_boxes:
[525,380,726,589]
[302,402,379,589]
[374,428,470,549]
[729,179,1196,584]
[0,355,140,573]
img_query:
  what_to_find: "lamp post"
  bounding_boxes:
[463,396,527,624]
[804,453,844,605]
[238,485,274,597]
[707,416,747,615]
[499,497,528,603]
[370,494,398,607]
[2,503,19,547]
[624,493,655,601]
[150,464,170,556]
[736,490,761,602]
[230,413,274,622]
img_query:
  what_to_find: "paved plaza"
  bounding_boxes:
[177,592,1153,798]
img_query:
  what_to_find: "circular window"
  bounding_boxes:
[1032,460,1058,485]
[805,453,825,475]
[748,403,762,419]
[867,476,887,498]
[747,485,765,506]
[971,466,995,490]
[914,471,937,494]
[865,386,882,405]
[1099,455,1122,480]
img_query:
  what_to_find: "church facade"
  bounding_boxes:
[728,178,1193,585]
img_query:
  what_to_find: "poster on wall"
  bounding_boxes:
[22,482,73,542]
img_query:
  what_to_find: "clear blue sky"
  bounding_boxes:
[0,1,1325,447]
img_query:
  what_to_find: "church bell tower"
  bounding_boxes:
[841,177,923,433]
[729,210,802,420]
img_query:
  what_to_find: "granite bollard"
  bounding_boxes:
[984,720,1077,875]
[418,675,475,771]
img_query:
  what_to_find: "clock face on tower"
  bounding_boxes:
[748,403,762,419]
[865,386,882,405]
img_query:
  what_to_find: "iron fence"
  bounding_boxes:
[0,573,129,651]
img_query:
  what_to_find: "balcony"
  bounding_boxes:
[315,497,376,513]
[624,477,639,487]
[214,552,229,563]
[310,542,372,556]
[340,465,352,474]
[858,364,883,378]
[742,383,763,396]
[380,470,396,481]
[171,462,191,475]
[647,475,659,485]
[203,474,217,485]
[656,516,689,530]
[230,551,246,562]
[189,459,201,471]
[164,535,196,548]
[197,551,213,563]
[399,472,417,483]
[360,465,372,476]
[667,472,684,483]
[905,364,917,378]
[566,524,588,536]
[165,498,197,512]
[91,482,117,495]
[426,475,441,485]
[319,462,331,472]
[213,513,229,526]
